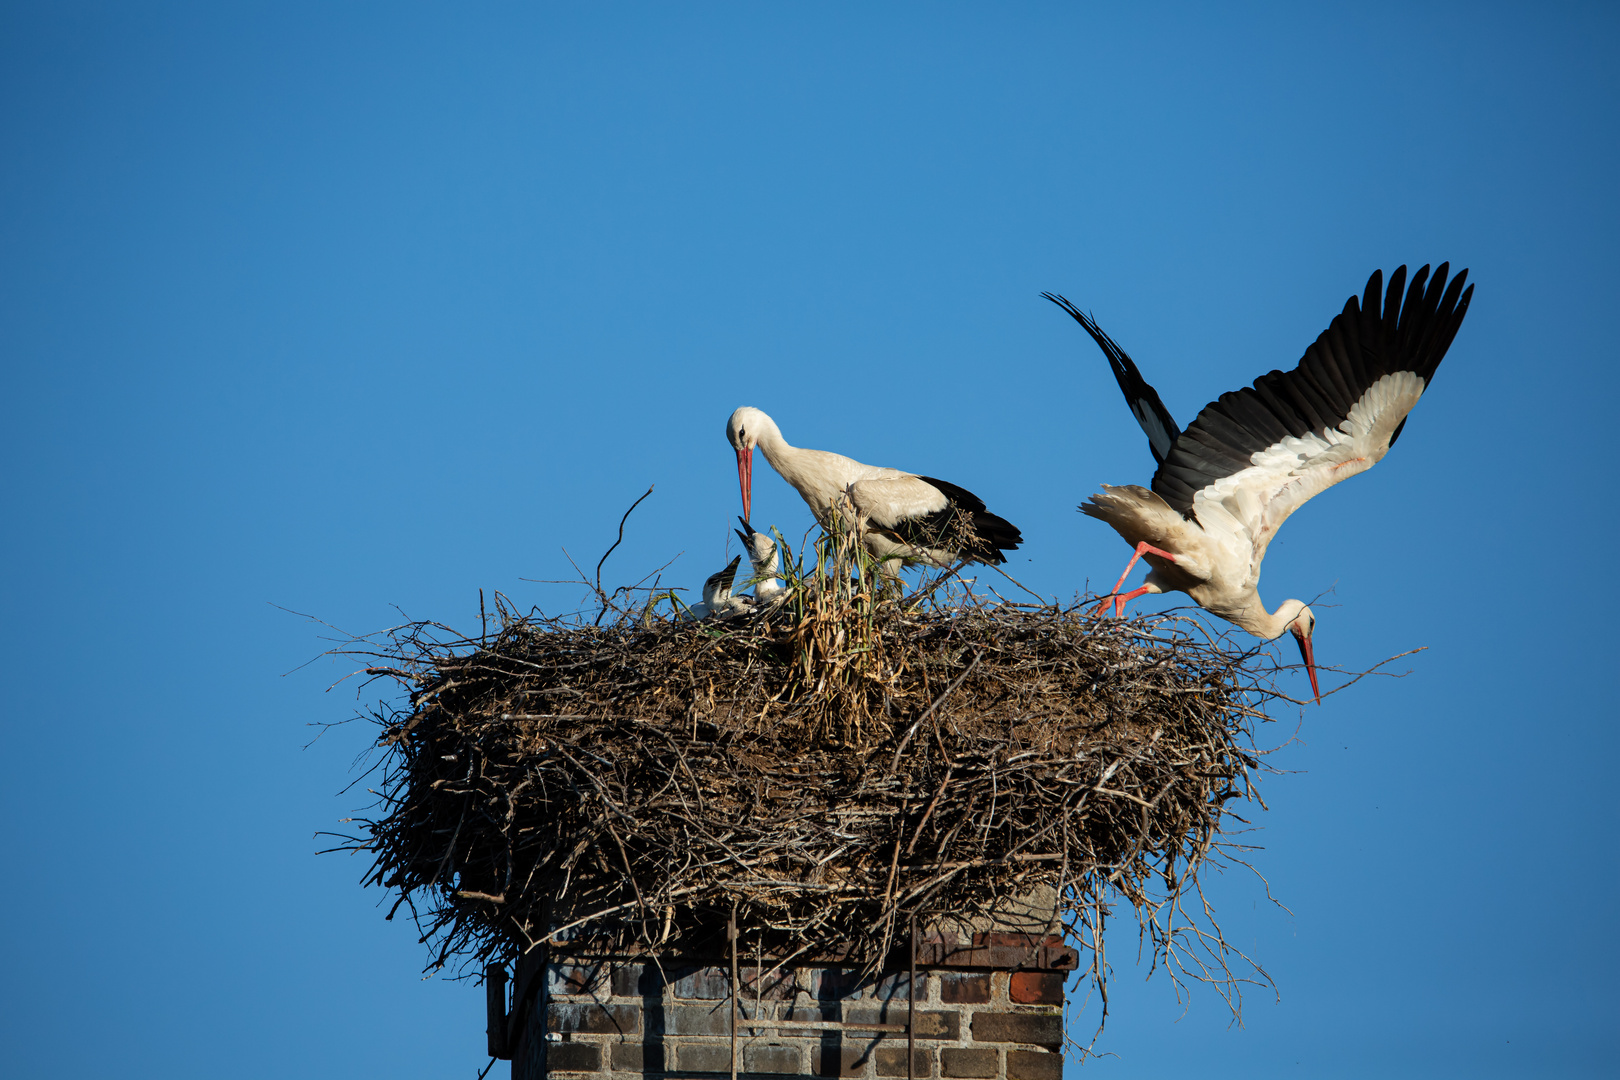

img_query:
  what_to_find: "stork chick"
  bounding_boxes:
[734,517,789,604]
[681,555,748,621]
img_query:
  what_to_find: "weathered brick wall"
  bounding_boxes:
[508,951,1066,1079]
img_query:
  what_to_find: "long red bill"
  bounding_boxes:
[737,447,753,523]
[1293,626,1320,705]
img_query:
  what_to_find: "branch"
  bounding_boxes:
[595,485,655,625]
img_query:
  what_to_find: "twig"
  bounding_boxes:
[594,485,655,624]
[888,649,982,770]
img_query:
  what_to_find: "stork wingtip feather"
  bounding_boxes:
[1362,267,1384,314]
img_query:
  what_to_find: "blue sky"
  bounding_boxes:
[2,3,1615,1077]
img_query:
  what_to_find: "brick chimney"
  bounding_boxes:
[494,924,1076,1079]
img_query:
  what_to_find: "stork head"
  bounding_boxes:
[734,516,778,572]
[1283,603,1320,705]
[726,406,771,522]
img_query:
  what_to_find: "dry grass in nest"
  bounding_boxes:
[324,522,1311,1026]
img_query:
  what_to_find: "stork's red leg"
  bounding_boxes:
[1092,542,1177,618]
[1110,584,1154,618]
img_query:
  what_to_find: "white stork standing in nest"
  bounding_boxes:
[726,406,1022,571]
[1044,263,1474,703]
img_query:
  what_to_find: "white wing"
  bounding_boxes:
[845,475,949,528]
[1192,370,1426,582]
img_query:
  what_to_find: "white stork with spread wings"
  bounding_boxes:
[1045,263,1474,702]
[726,406,1022,570]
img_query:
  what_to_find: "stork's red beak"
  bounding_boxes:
[737,446,753,523]
[1292,625,1320,705]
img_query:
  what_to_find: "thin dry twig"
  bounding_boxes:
[594,485,655,624]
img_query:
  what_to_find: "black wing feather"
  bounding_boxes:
[1151,264,1474,517]
[705,555,741,597]
[878,476,1023,565]
[1042,292,1181,467]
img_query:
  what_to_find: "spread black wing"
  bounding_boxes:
[1043,292,1181,467]
[1151,264,1473,517]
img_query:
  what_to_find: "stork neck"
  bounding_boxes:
[753,417,825,499]
[752,415,793,468]
[1225,595,1304,641]
[746,538,781,578]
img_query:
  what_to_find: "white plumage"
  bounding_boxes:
[725,406,1022,570]
[734,518,789,604]
[1046,264,1475,703]
[681,555,749,621]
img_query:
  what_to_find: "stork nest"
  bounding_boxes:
[329,534,1294,1017]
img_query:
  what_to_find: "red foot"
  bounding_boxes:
[1111,584,1154,618]
[1092,542,1176,619]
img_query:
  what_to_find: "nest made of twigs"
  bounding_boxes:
[331,533,1288,1016]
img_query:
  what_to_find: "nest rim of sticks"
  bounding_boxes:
[327,523,1326,1026]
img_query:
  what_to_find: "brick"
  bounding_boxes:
[940,1048,998,1078]
[914,1011,960,1040]
[627,964,668,997]
[940,974,990,1004]
[548,1041,602,1072]
[741,965,798,1001]
[611,1041,663,1071]
[955,933,1044,969]
[1041,943,1080,971]
[677,1042,734,1072]
[1006,1050,1063,1080]
[673,966,732,1000]
[789,1005,839,1023]
[747,1043,808,1073]
[843,1008,958,1041]
[818,1044,873,1077]
[813,968,866,1000]
[548,1003,639,1035]
[1009,973,1065,1005]
[609,963,644,997]
[993,946,1042,968]
[548,963,608,996]
[914,935,970,967]
[876,1047,933,1076]
[669,1004,732,1036]
[873,972,925,1001]
[970,1011,1062,1049]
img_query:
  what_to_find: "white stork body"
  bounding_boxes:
[735,518,789,603]
[726,407,1022,569]
[682,555,749,621]
[1045,263,1475,702]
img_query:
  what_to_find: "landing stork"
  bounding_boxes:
[1045,264,1474,702]
[726,406,1022,570]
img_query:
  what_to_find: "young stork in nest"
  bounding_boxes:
[726,406,1022,571]
[1045,263,1474,703]
[681,554,748,621]
[735,517,789,603]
